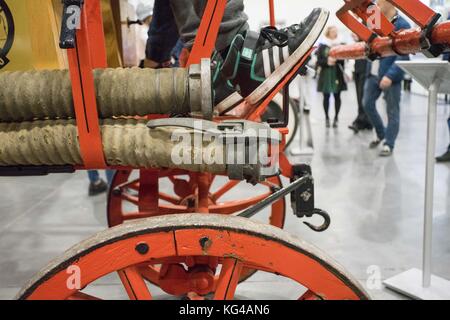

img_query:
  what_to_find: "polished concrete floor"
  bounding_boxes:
[0,82,449,300]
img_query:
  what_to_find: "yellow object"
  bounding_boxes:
[0,0,125,72]
[0,0,66,71]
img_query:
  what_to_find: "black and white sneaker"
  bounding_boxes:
[88,179,108,197]
[379,145,393,157]
[216,8,329,113]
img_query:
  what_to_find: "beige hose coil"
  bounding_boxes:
[0,119,226,173]
[0,68,190,122]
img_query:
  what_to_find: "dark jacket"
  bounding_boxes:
[367,14,411,83]
[316,43,347,93]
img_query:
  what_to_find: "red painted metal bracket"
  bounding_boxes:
[336,0,394,43]
[66,0,107,169]
[336,0,439,42]
[388,0,439,29]
[187,0,228,66]
[332,0,448,60]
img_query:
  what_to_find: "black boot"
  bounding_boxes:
[436,149,450,163]
[89,179,108,196]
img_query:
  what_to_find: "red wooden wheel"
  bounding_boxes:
[107,169,286,284]
[17,214,370,300]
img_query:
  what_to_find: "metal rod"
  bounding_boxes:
[238,175,310,219]
[330,21,450,60]
[268,0,276,27]
[422,81,439,288]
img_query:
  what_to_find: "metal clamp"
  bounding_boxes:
[189,59,213,120]
[147,118,282,183]
[290,164,330,232]
[420,13,444,58]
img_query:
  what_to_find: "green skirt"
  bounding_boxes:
[318,67,340,94]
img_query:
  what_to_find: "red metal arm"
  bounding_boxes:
[67,0,107,169]
[269,0,276,27]
[187,0,228,66]
[331,21,450,60]
[331,0,449,60]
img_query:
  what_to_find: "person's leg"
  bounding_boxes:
[323,93,331,127]
[169,0,249,52]
[105,170,116,186]
[87,170,108,196]
[356,74,372,129]
[354,73,364,122]
[437,117,450,162]
[323,93,330,118]
[334,92,342,119]
[145,0,180,66]
[88,170,100,183]
[448,117,450,151]
[383,82,401,150]
[363,76,384,144]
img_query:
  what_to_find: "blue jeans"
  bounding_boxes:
[87,170,115,186]
[447,117,450,151]
[363,75,401,149]
[146,0,179,63]
[146,0,248,62]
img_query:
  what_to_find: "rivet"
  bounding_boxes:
[135,242,149,255]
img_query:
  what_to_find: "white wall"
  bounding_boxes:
[244,0,349,32]
[243,0,436,42]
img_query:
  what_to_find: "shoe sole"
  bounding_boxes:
[247,8,329,106]
[216,8,329,115]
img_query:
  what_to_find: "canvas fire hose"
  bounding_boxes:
[0,0,279,184]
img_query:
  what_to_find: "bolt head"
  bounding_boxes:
[135,242,149,255]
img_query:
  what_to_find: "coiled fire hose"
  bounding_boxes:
[0,62,275,181]
[0,119,227,173]
[0,65,211,121]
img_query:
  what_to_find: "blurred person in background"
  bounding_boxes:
[316,26,348,128]
[143,0,248,69]
[135,2,154,67]
[87,170,115,197]
[348,33,373,133]
[436,117,450,162]
[437,50,450,162]
[363,0,410,157]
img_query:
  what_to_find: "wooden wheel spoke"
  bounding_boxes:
[116,178,140,191]
[120,192,139,206]
[210,192,272,214]
[137,265,161,285]
[211,180,240,202]
[67,291,102,300]
[159,192,182,205]
[214,259,243,300]
[118,266,153,300]
[168,175,179,184]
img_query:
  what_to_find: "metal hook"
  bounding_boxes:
[303,209,331,232]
